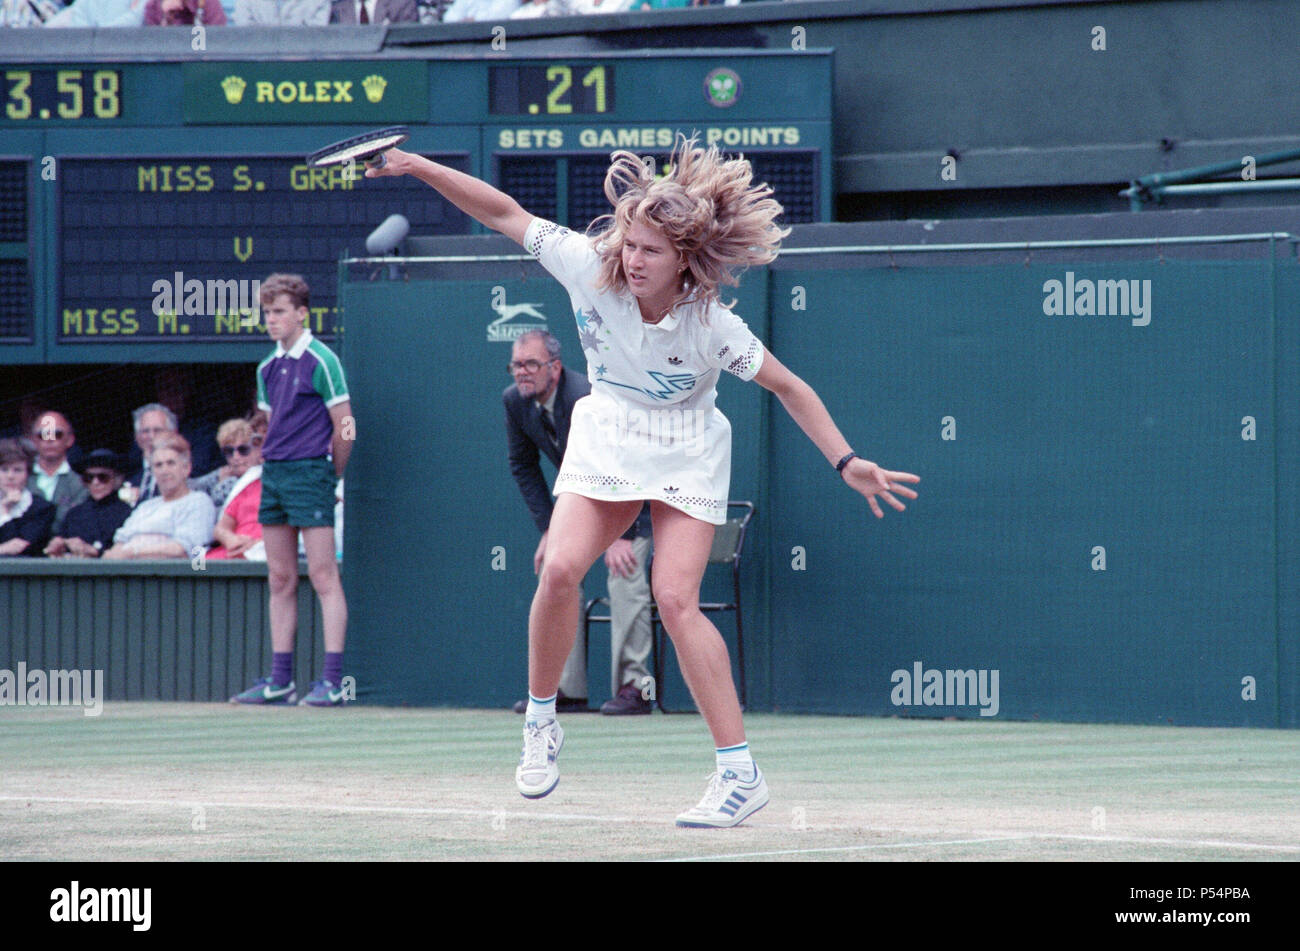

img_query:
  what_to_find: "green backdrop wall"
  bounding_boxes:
[340,241,1299,727]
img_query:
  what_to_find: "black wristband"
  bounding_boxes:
[835,451,858,475]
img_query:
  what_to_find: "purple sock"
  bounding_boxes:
[271,652,293,687]
[323,652,343,686]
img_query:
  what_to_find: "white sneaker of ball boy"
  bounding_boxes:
[515,719,769,828]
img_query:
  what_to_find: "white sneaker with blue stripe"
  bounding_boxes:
[675,766,769,828]
[516,719,564,799]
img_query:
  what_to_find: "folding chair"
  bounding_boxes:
[583,501,754,713]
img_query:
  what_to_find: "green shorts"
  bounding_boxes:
[259,458,336,528]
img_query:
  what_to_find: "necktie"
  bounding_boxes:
[139,467,154,504]
[359,0,369,22]
[540,408,558,450]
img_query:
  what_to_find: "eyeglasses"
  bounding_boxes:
[37,429,67,441]
[507,358,556,375]
[222,444,254,458]
[81,471,116,484]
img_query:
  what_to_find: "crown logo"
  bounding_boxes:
[664,485,679,493]
[221,75,247,105]
[362,74,388,104]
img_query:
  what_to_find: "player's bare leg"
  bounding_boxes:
[647,501,743,747]
[518,494,639,798]
[649,501,768,827]
[528,493,641,699]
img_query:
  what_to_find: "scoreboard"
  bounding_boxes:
[0,51,833,362]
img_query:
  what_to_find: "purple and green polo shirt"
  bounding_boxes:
[256,328,350,462]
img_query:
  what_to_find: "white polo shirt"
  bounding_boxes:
[524,216,764,524]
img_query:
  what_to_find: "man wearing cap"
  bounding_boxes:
[45,450,132,558]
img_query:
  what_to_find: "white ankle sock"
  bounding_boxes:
[525,693,557,725]
[715,743,754,781]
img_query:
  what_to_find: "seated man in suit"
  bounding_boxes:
[328,0,415,22]
[504,330,654,715]
[26,410,88,539]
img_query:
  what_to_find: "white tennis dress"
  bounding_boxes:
[525,217,765,525]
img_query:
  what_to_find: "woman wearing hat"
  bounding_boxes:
[45,449,133,558]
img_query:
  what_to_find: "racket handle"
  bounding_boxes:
[366,152,388,169]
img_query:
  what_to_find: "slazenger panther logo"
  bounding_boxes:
[487,301,547,342]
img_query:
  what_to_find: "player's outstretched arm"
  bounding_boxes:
[364,148,533,246]
[752,348,920,519]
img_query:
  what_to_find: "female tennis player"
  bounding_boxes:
[367,135,919,827]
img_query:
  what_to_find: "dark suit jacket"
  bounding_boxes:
[0,494,56,556]
[329,0,416,22]
[503,367,650,539]
[27,468,89,537]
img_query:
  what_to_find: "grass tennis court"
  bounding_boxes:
[1,704,1297,862]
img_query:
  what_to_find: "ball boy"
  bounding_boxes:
[232,273,354,707]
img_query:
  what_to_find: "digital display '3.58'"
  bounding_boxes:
[3,69,122,121]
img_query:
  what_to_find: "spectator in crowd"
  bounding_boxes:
[104,436,215,561]
[44,450,132,559]
[1,0,68,26]
[45,0,146,26]
[0,396,48,445]
[26,410,88,538]
[233,0,328,24]
[126,403,178,507]
[247,409,269,447]
[143,0,227,22]
[440,0,517,22]
[0,439,55,558]
[503,330,655,715]
[206,454,264,560]
[328,0,415,22]
[191,418,262,510]
[510,0,630,16]
[154,367,219,476]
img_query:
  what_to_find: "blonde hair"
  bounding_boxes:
[216,418,253,446]
[589,133,790,314]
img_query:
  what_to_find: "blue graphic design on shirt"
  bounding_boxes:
[600,371,700,401]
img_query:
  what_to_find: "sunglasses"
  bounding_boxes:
[222,444,255,458]
[37,429,68,441]
[81,471,117,485]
